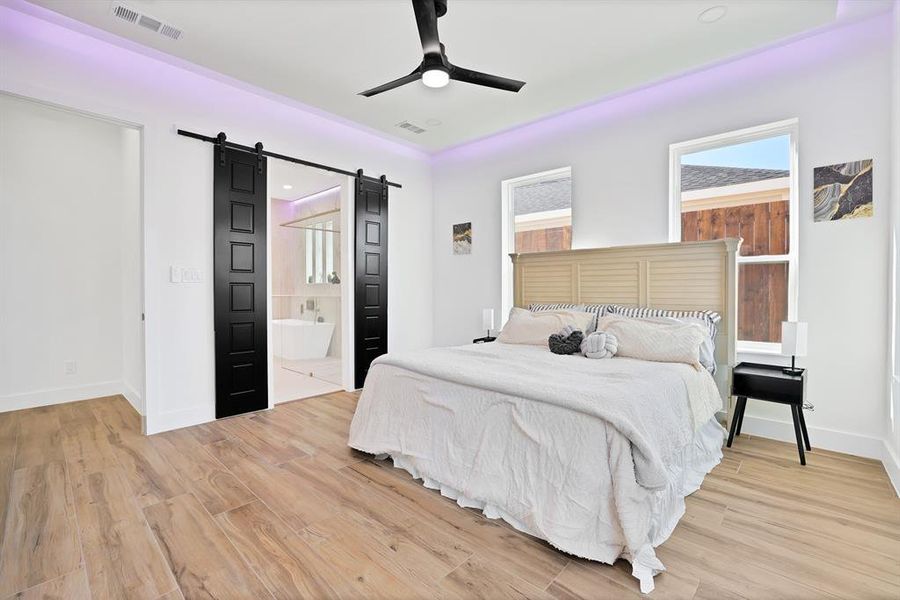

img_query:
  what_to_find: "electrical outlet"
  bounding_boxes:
[64,360,77,375]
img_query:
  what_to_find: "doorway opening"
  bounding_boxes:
[268,161,349,402]
[0,92,145,416]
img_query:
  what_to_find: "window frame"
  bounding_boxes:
[668,118,799,354]
[500,166,573,324]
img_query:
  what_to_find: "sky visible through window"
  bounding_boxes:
[681,134,789,169]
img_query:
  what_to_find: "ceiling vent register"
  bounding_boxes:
[396,121,426,134]
[111,3,183,41]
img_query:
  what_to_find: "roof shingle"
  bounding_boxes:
[680,165,788,192]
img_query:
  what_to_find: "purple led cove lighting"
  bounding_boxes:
[290,185,342,204]
[432,12,892,164]
[0,2,427,161]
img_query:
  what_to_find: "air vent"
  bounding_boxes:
[396,121,426,134]
[110,3,183,41]
[160,24,183,40]
[112,4,139,24]
[137,15,161,32]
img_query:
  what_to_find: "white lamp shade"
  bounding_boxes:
[482,308,495,331]
[781,321,808,357]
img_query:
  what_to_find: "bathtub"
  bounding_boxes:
[272,319,335,360]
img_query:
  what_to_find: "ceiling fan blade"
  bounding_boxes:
[412,0,441,55]
[449,65,526,92]
[358,69,421,97]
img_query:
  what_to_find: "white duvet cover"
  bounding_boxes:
[348,343,725,593]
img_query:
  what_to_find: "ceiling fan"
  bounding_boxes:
[359,0,526,97]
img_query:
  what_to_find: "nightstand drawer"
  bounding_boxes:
[733,371,804,404]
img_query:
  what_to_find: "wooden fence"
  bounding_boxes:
[682,200,789,343]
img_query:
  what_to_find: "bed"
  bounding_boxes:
[349,239,740,593]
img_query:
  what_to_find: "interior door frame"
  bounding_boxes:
[0,90,150,427]
[264,174,357,404]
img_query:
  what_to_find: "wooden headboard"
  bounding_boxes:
[511,238,741,406]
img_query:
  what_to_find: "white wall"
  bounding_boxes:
[887,0,900,490]
[0,5,434,433]
[120,127,144,413]
[0,94,142,412]
[431,15,894,459]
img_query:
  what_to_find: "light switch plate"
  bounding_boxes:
[170,266,182,283]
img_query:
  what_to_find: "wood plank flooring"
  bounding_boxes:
[0,393,897,599]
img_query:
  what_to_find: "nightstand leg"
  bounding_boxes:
[735,397,746,436]
[798,408,811,451]
[727,396,746,448]
[791,405,806,465]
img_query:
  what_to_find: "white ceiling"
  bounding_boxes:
[18,0,894,151]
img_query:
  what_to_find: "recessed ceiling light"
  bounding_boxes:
[698,5,727,24]
[425,118,442,127]
[282,184,293,190]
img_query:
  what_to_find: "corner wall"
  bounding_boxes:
[0,6,434,432]
[431,15,894,460]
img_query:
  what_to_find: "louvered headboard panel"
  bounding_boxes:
[511,238,741,408]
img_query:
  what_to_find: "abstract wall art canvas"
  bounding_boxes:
[813,159,873,222]
[452,222,472,255]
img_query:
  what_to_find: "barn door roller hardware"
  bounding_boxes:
[178,129,402,189]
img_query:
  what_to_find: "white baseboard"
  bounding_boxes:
[740,414,885,459]
[145,405,215,435]
[882,440,900,497]
[120,380,143,415]
[0,380,124,413]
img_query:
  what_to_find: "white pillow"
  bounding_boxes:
[607,305,719,373]
[498,307,594,347]
[618,314,716,373]
[595,314,705,368]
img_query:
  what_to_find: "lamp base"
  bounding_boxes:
[781,355,803,376]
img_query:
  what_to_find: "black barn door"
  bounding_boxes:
[214,147,268,418]
[354,175,388,388]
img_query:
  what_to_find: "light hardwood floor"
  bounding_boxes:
[0,393,897,599]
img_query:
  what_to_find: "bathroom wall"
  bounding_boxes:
[271,187,343,358]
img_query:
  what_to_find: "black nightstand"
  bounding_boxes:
[473,336,496,344]
[729,362,810,464]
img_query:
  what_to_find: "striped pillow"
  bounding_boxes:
[528,303,611,333]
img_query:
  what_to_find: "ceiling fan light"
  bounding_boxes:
[422,68,450,88]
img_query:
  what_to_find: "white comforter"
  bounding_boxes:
[348,342,725,593]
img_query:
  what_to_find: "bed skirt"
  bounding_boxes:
[371,419,724,594]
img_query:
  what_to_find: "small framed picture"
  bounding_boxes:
[453,222,472,255]
[813,159,873,221]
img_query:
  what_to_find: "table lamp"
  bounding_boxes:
[781,321,807,376]
[482,308,495,339]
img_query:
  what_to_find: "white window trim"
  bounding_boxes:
[668,118,799,354]
[500,166,572,326]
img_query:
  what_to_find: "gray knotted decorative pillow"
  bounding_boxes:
[581,330,619,359]
[548,325,584,355]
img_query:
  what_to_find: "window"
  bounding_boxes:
[669,120,798,352]
[305,219,335,284]
[501,166,572,319]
